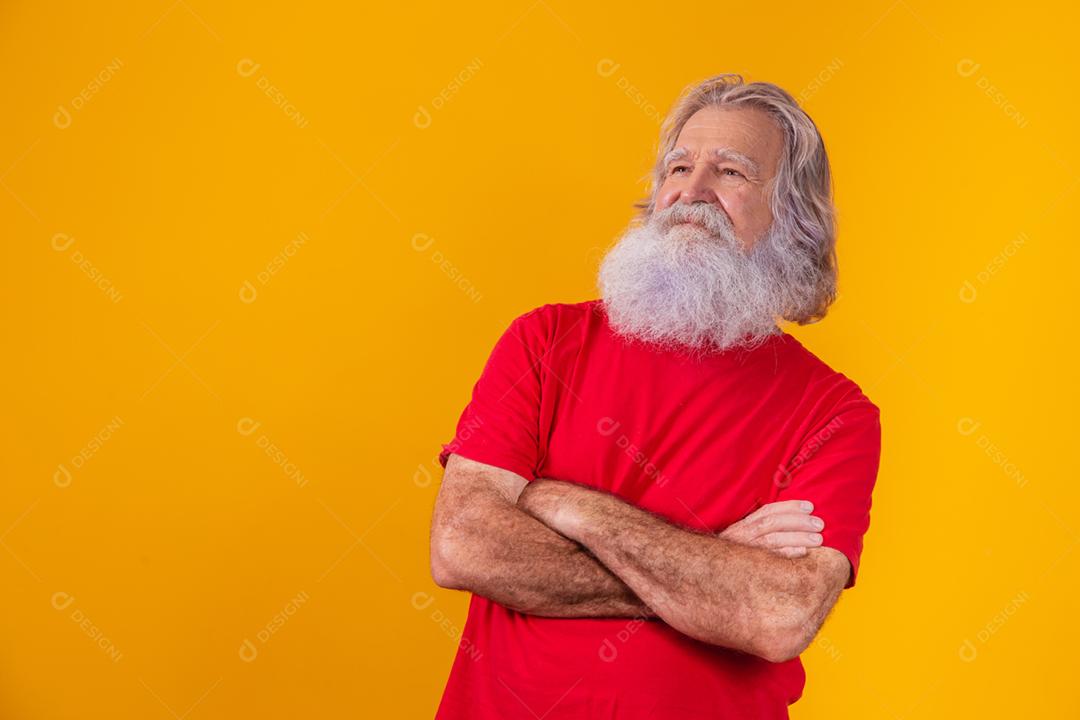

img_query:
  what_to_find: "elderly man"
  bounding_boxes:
[429,74,881,719]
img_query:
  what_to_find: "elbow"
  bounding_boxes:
[752,565,833,663]
[665,607,804,660]
[429,552,457,590]
[674,615,790,660]
[695,625,804,663]
[754,613,812,664]
[755,629,807,664]
[429,530,466,590]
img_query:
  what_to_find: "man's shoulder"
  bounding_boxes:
[779,333,881,417]
[509,299,602,332]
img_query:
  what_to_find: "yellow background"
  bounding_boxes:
[2,1,1077,717]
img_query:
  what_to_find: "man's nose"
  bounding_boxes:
[677,169,718,206]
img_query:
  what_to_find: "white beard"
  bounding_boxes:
[597,202,791,358]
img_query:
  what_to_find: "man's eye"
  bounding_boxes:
[722,168,744,178]
[670,165,689,175]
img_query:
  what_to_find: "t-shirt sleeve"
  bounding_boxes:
[437,309,547,481]
[772,393,882,589]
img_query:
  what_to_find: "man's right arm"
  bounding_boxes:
[429,453,654,618]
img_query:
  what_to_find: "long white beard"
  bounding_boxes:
[597,202,792,357]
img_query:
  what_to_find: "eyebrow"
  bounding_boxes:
[662,146,760,176]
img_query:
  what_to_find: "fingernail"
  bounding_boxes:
[811,517,824,530]
[801,501,813,512]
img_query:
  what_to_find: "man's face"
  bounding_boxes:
[654,105,784,252]
[597,105,800,355]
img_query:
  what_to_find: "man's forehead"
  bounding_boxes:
[680,117,761,134]
[677,124,766,153]
[679,107,779,143]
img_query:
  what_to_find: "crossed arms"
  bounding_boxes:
[429,453,851,663]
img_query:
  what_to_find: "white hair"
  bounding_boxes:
[600,199,796,358]
[632,73,838,324]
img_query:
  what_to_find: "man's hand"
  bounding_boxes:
[719,499,826,558]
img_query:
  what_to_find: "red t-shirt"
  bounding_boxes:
[435,300,882,719]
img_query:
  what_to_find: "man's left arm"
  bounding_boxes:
[517,480,850,663]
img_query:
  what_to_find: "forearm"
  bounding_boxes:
[578,496,804,652]
[519,480,814,656]
[431,484,654,618]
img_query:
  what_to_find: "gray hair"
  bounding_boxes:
[634,74,838,324]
